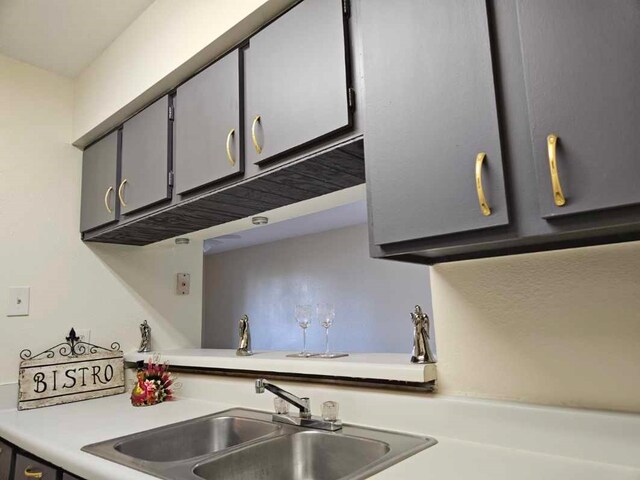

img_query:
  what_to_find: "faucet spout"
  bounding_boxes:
[254,379,311,418]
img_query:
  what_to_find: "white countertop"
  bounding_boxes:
[125,349,437,383]
[0,381,638,480]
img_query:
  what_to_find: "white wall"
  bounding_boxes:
[0,53,202,384]
[432,241,640,413]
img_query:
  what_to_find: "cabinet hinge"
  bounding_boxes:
[168,171,174,187]
[347,88,356,109]
[342,0,350,17]
[168,106,175,121]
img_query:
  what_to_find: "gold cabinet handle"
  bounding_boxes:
[104,186,114,213]
[251,115,263,154]
[24,466,43,478]
[547,134,566,206]
[226,128,236,166]
[475,152,491,216]
[118,179,128,208]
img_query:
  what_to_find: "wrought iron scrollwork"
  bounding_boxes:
[20,328,121,361]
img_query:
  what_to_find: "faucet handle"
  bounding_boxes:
[274,397,290,415]
[322,401,340,422]
[300,398,311,419]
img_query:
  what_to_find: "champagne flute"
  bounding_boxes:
[317,303,335,357]
[295,304,313,356]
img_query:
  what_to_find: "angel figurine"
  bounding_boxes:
[410,305,436,364]
[138,320,151,353]
[236,314,253,356]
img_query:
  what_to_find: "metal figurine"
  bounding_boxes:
[138,320,152,353]
[236,314,253,356]
[410,305,436,364]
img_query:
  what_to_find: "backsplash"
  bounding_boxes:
[432,240,640,413]
[203,224,433,354]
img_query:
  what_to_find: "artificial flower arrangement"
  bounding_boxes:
[130,357,176,407]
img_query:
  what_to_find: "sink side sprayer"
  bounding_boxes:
[255,379,342,432]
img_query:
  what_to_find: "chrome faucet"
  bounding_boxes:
[255,379,311,418]
[255,379,342,431]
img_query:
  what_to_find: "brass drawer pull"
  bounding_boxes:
[251,115,263,154]
[547,134,566,206]
[226,128,236,166]
[475,152,491,216]
[104,186,114,213]
[24,466,43,478]
[118,179,128,207]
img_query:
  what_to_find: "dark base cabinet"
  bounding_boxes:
[62,474,82,480]
[362,0,640,264]
[14,453,57,480]
[1,437,85,480]
[0,439,12,480]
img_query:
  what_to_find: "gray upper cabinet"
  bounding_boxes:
[120,96,172,215]
[244,0,351,165]
[518,0,640,219]
[80,130,119,232]
[362,0,509,246]
[175,50,242,195]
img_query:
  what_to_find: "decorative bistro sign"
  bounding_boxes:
[18,329,125,411]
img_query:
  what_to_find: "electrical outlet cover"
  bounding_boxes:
[177,273,190,295]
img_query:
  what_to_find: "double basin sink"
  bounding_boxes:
[83,408,436,480]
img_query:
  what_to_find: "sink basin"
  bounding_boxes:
[83,408,436,480]
[114,416,280,462]
[194,431,390,480]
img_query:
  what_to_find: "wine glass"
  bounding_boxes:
[295,304,313,356]
[317,303,335,357]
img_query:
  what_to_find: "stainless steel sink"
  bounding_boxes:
[83,408,436,480]
[194,431,390,480]
[114,416,280,462]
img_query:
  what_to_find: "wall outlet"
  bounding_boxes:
[76,329,91,345]
[177,273,190,295]
[7,287,30,316]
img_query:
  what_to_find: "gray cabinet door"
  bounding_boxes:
[80,130,119,232]
[362,0,509,245]
[518,0,640,218]
[0,439,12,480]
[62,474,82,480]
[120,96,171,215]
[245,0,351,164]
[175,50,242,195]
[13,454,57,480]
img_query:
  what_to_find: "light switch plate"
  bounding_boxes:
[7,287,30,316]
[177,273,190,295]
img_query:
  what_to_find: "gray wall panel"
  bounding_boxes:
[203,224,433,354]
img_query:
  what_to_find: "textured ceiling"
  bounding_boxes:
[0,0,153,77]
